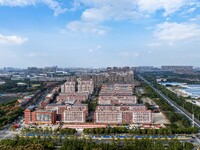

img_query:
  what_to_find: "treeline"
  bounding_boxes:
[83,127,198,135]
[0,135,55,150]
[141,72,200,84]
[0,107,24,128]
[60,138,194,150]
[155,84,200,122]
[0,136,194,150]
[142,82,191,128]
[21,127,76,135]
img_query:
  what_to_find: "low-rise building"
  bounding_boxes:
[24,106,56,124]
[46,104,88,123]
[24,103,88,124]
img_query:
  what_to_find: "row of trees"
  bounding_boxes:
[0,135,195,150]
[0,106,24,128]
[21,127,76,135]
[0,135,55,150]
[83,126,198,135]
[60,137,194,150]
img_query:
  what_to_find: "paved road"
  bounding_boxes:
[138,75,200,128]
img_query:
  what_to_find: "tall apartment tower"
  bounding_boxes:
[61,82,76,93]
[77,78,94,94]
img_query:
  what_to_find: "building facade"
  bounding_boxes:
[77,79,94,94]
[100,84,133,96]
[94,105,152,124]
[61,82,76,93]
[56,93,89,102]
[24,106,56,124]
[24,104,88,124]
[98,95,137,105]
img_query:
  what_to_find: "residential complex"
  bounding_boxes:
[99,84,133,96]
[94,105,152,124]
[61,82,76,93]
[98,95,137,105]
[57,79,94,104]
[41,86,60,107]
[24,103,88,124]
[24,70,152,126]
[57,93,88,103]
[77,78,94,94]
[46,104,88,123]
[95,84,152,124]
[24,106,57,124]
[24,79,92,124]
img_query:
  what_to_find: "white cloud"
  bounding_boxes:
[1,0,198,18]
[67,21,106,35]
[0,0,67,16]
[0,0,36,6]
[80,0,140,21]
[67,0,140,34]
[66,0,200,34]
[137,0,186,16]
[154,22,200,41]
[43,0,67,16]
[0,34,28,45]
[78,0,197,22]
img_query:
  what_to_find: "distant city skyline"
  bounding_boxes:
[0,0,200,68]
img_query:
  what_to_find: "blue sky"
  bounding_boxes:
[0,0,200,68]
